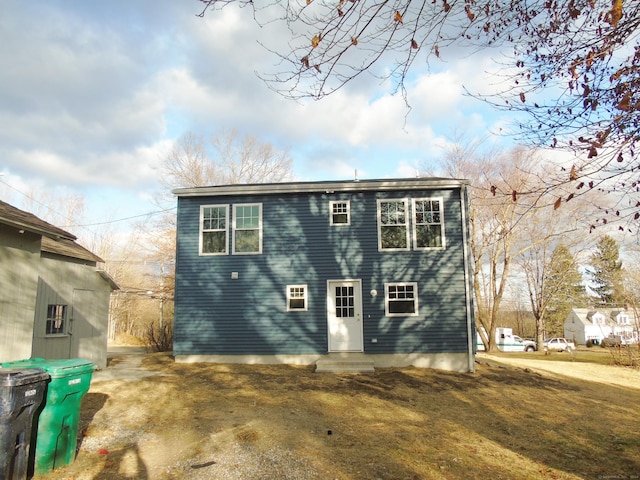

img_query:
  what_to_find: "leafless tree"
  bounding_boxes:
[516,204,594,348]
[133,129,295,344]
[435,140,592,350]
[159,129,293,193]
[198,1,640,224]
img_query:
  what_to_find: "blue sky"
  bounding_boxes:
[0,0,513,247]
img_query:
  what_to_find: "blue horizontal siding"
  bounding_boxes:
[174,187,471,356]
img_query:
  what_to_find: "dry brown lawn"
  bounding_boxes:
[33,351,640,480]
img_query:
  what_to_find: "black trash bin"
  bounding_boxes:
[0,369,50,480]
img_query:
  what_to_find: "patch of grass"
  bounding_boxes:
[36,353,640,480]
[490,346,640,367]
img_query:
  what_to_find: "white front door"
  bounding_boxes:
[327,280,364,352]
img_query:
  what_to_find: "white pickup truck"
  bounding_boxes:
[543,337,576,352]
[489,328,537,352]
[513,335,537,352]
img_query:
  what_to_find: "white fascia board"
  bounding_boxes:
[173,177,470,198]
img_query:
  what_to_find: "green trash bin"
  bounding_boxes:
[0,369,49,480]
[1,359,93,475]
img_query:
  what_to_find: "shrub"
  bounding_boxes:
[145,320,173,352]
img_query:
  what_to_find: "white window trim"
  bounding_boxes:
[199,204,229,256]
[330,200,351,226]
[384,282,419,317]
[232,203,263,255]
[412,197,446,250]
[377,198,411,251]
[286,284,308,312]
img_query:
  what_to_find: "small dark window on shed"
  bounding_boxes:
[46,304,67,335]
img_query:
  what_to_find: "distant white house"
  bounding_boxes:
[564,308,639,345]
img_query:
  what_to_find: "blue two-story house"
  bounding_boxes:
[173,177,475,372]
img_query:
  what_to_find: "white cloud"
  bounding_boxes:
[0,0,528,227]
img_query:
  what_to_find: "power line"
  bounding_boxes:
[65,207,176,228]
[0,176,175,229]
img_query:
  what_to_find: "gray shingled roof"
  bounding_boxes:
[0,199,75,240]
[0,199,103,263]
[41,236,104,263]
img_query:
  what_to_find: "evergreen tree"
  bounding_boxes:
[544,245,586,337]
[589,236,624,306]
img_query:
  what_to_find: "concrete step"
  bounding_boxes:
[315,356,375,374]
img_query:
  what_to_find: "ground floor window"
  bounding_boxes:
[287,285,308,311]
[385,283,419,316]
[46,304,67,335]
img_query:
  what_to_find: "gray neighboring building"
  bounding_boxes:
[173,178,476,372]
[0,200,117,369]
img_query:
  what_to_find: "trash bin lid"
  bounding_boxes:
[0,368,50,387]
[1,359,94,378]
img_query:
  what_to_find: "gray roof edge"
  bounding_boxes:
[172,177,470,197]
[97,270,120,291]
[0,200,76,241]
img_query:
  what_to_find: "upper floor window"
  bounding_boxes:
[377,197,446,251]
[287,285,308,311]
[618,314,630,325]
[233,204,262,254]
[377,199,410,250]
[46,304,67,335]
[413,198,445,249]
[385,283,419,316]
[330,201,350,226]
[200,205,229,255]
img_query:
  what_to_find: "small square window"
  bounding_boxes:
[287,285,308,311]
[46,304,67,335]
[385,283,419,317]
[330,201,350,226]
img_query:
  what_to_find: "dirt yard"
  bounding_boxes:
[33,352,640,480]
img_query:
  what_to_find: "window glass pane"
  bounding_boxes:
[202,231,226,254]
[379,200,408,249]
[381,225,407,249]
[416,225,442,248]
[381,201,405,225]
[289,298,305,309]
[201,206,227,254]
[46,304,66,335]
[388,300,416,314]
[335,286,355,318]
[203,207,226,229]
[233,204,261,254]
[235,205,260,229]
[235,229,259,252]
[414,199,443,248]
[333,213,348,224]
